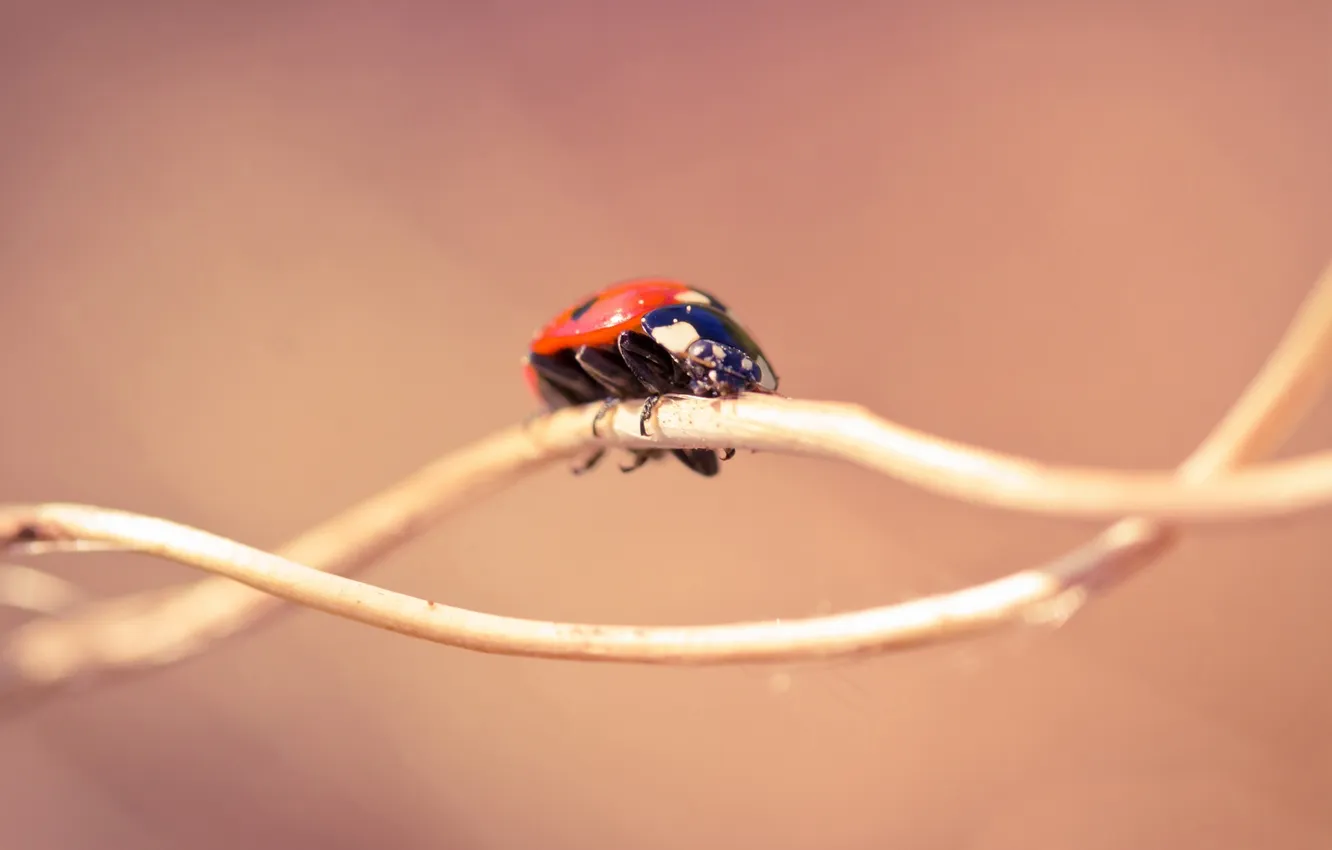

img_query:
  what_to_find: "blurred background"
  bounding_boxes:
[2,1,1330,847]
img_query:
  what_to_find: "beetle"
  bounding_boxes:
[523,277,780,477]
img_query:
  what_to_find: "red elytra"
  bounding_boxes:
[527,278,709,357]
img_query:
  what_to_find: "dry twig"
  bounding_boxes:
[3,261,1331,705]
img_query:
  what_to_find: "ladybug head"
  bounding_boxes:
[680,337,768,396]
[640,303,779,398]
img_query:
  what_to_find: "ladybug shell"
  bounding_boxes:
[528,278,721,357]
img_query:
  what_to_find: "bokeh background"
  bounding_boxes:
[2,1,1331,848]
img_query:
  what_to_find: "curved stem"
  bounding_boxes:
[1,260,1330,702]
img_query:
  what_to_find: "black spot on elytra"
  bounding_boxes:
[570,296,598,321]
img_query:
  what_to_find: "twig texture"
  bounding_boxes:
[3,260,1332,705]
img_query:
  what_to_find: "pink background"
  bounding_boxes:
[2,2,1330,847]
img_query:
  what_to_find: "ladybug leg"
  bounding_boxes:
[567,399,621,475]
[619,452,652,473]
[589,396,618,437]
[571,448,606,476]
[617,332,722,477]
[638,394,664,437]
[671,449,721,477]
[720,448,736,461]
[617,332,690,437]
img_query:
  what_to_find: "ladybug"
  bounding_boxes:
[523,278,780,477]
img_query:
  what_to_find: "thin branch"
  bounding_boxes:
[0,499,1172,670]
[2,259,1331,704]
